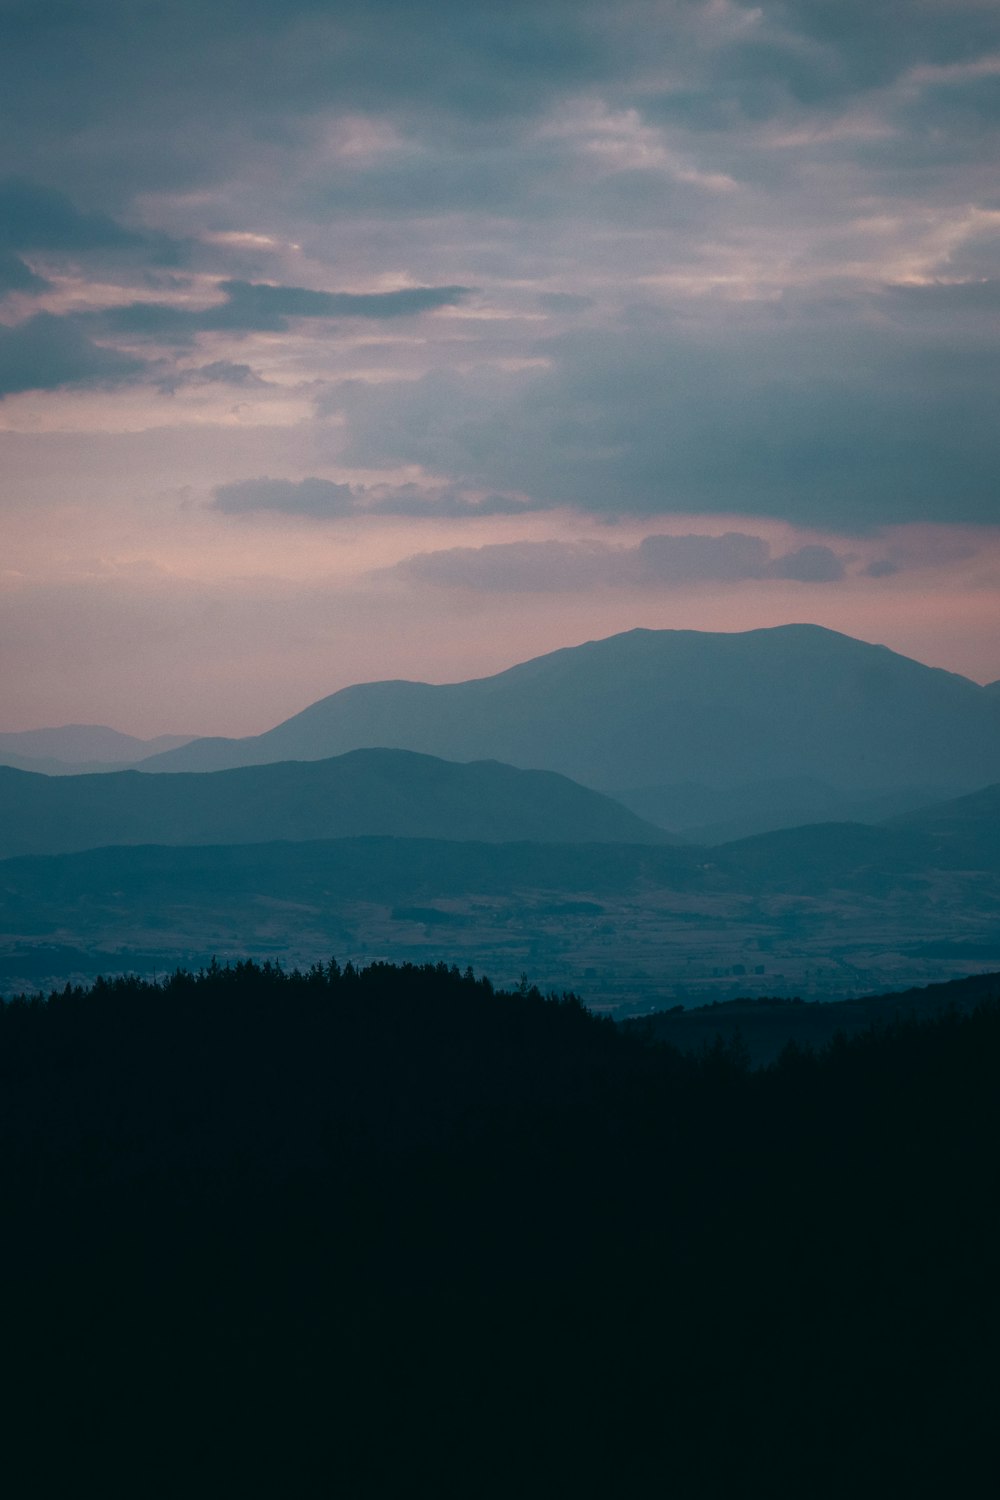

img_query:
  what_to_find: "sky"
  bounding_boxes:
[1,0,998,736]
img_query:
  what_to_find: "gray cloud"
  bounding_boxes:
[99,280,471,343]
[0,177,140,251]
[337,296,1000,530]
[3,4,993,196]
[864,558,900,578]
[0,177,184,271]
[1,1,998,537]
[0,248,48,294]
[156,360,269,394]
[212,475,536,519]
[770,545,846,582]
[0,312,146,396]
[391,532,850,592]
[213,477,357,518]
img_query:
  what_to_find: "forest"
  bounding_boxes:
[3,958,997,1494]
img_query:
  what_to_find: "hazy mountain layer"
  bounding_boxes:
[3,785,997,1004]
[609,777,954,843]
[0,748,668,860]
[140,625,1000,792]
[0,725,193,776]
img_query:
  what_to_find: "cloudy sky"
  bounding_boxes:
[2,0,998,735]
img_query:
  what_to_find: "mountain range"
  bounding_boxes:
[0,725,193,776]
[2,783,997,1004]
[0,748,667,861]
[137,625,1000,798]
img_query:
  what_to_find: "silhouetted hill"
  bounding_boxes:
[0,749,669,860]
[0,724,193,775]
[3,959,998,1493]
[624,971,1000,1063]
[141,624,1000,792]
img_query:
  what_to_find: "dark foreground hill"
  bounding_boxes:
[624,970,1000,1063]
[0,748,667,860]
[2,960,997,1493]
[142,623,1000,793]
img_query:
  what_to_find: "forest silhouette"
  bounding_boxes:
[3,958,997,1493]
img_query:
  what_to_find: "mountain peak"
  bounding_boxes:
[138,624,1000,792]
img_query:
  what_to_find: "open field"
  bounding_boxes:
[2,833,997,1009]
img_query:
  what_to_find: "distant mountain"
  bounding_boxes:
[703,781,1000,894]
[0,749,669,860]
[887,781,1000,861]
[141,625,1000,793]
[2,781,998,1001]
[0,725,193,775]
[985,680,1000,696]
[610,777,954,844]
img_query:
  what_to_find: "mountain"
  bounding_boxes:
[609,776,954,844]
[2,781,997,1003]
[0,749,669,860]
[887,781,1000,862]
[985,680,1000,696]
[623,971,1000,1065]
[140,625,1000,793]
[0,724,193,775]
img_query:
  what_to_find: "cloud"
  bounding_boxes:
[337,299,1000,530]
[0,177,184,270]
[537,292,592,313]
[770,545,846,582]
[0,313,146,396]
[390,532,850,592]
[863,558,900,578]
[156,360,269,394]
[0,177,140,252]
[99,280,472,342]
[636,532,773,583]
[1,3,998,536]
[213,477,357,518]
[370,485,537,518]
[211,475,535,519]
[0,249,49,294]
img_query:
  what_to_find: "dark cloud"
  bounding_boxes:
[390,532,850,592]
[0,249,49,294]
[156,360,269,394]
[373,486,537,518]
[770,545,846,582]
[2,3,992,188]
[211,475,535,519]
[0,177,139,251]
[636,532,773,583]
[537,293,592,314]
[338,299,1000,530]
[213,477,357,518]
[0,2,998,540]
[100,280,472,342]
[0,178,184,270]
[191,360,266,386]
[0,312,146,396]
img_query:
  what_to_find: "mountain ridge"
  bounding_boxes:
[0,747,670,860]
[0,725,194,776]
[139,624,1000,792]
